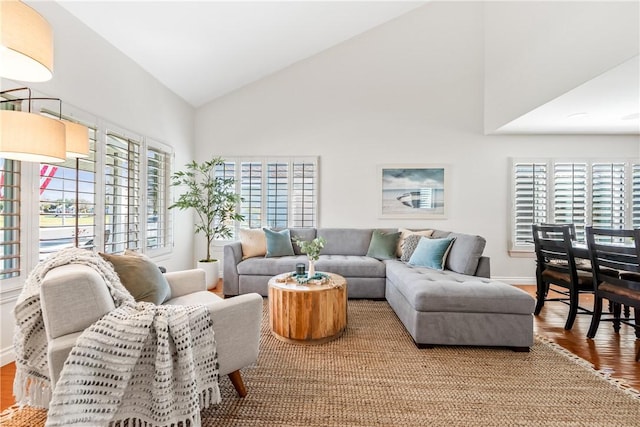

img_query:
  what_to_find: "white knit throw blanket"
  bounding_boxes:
[13,248,221,426]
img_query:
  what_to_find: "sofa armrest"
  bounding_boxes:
[164,269,207,298]
[48,331,82,389]
[223,242,243,296]
[475,256,491,278]
[40,264,116,340]
[206,293,263,376]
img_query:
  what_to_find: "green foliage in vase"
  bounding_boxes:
[293,236,327,261]
[169,157,244,262]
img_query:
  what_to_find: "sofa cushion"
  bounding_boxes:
[445,233,486,276]
[317,228,374,256]
[288,228,318,255]
[239,228,266,259]
[316,255,386,278]
[238,255,308,276]
[165,290,222,306]
[264,228,295,257]
[99,252,170,304]
[408,237,455,270]
[397,228,434,257]
[237,254,386,278]
[385,261,533,314]
[366,230,401,260]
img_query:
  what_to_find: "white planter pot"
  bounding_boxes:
[197,260,220,290]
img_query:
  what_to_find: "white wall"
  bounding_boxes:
[195,2,639,282]
[0,2,196,365]
[484,0,639,133]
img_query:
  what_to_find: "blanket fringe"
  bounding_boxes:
[12,370,50,409]
[200,387,221,411]
[108,414,200,427]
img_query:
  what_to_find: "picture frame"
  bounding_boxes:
[378,164,449,219]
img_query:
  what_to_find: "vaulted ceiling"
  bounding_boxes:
[57,1,425,108]
[54,1,638,134]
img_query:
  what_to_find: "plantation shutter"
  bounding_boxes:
[214,162,238,239]
[105,132,141,253]
[591,163,626,230]
[292,160,317,228]
[513,162,547,246]
[553,162,587,241]
[0,159,20,279]
[146,146,170,250]
[266,162,289,228]
[240,162,263,229]
[633,164,640,229]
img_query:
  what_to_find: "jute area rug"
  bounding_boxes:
[2,300,639,427]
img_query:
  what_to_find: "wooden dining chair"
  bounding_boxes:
[585,226,640,361]
[532,224,594,330]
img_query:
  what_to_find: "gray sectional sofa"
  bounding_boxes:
[224,228,535,350]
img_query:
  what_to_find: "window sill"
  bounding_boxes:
[508,249,535,258]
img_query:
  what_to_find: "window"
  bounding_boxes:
[511,158,639,252]
[0,89,177,289]
[0,159,20,280]
[222,157,318,232]
[105,131,141,253]
[146,142,172,251]
[39,125,96,260]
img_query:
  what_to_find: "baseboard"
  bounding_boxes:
[1,345,15,366]
[492,276,536,285]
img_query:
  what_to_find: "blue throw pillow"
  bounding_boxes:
[408,237,455,270]
[264,228,295,257]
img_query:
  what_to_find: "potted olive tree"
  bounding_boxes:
[170,157,243,289]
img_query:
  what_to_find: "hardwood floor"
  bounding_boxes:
[1,284,638,412]
[517,284,639,391]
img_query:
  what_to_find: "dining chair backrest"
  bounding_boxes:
[540,223,577,240]
[532,224,579,283]
[585,227,640,287]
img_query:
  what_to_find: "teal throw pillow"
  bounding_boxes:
[264,228,295,258]
[366,229,401,260]
[408,237,455,270]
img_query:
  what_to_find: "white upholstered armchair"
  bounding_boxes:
[39,264,263,397]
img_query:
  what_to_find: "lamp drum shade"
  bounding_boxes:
[0,110,66,162]
[0,0,54,82]
[63,120,89,158]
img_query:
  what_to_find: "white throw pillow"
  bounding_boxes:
[239,228,267,259]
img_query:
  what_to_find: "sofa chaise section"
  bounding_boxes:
[385,260,535,349]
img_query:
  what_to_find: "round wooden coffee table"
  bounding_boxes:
[268,272,347,345]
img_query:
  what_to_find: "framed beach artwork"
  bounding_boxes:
[379,164,449,219]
